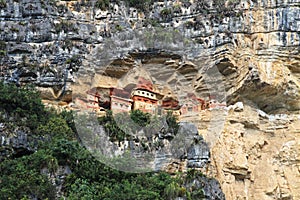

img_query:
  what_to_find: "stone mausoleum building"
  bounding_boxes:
[161,97,181,117]
[131,77,159,114]
[181,93,206,115]
[80,77,222,117]
[110,88,133,114]
[86,88,101,112]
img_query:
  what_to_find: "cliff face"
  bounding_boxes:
[199,105,300,200]
[0,0,299,199]
[0,0,299,112]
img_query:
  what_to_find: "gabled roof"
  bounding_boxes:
[186,93,205,103]
[86,89,101,98]
[162,97,180,109]
[135,77,155,92]
[110,87,131,99]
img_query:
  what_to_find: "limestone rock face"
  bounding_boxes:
[0,0,300,199]
[0,0,299,112]
[0,125,36,160]
[199,105,300,200]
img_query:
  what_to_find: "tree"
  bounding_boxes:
[37,116,74,139]
[165,111,179,135]
[0,81,50,130]
[130,109,151,127]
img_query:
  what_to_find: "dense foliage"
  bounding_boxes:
[0,137,185,199]
[123,0,153,11]
[0,81,206,199]
[0,81,48,130]
[95,0,110,10]
[99,109,180,144]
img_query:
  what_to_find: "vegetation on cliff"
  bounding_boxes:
[0,82,48,130]
[0,82,207,199]
[99,109,179,144]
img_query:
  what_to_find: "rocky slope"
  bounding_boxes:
[0,0,299,199]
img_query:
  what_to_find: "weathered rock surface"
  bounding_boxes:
[0,124,37,160]
[0,0,298,111]
[0,0,299,199]
[199,105,300,200]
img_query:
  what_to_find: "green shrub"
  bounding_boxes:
[0,151,57,199]
[37,116,74,139]
[55,20,78,33]
[164,181,180,200]
[0,50,6,56]
[99,110,151,143]
[115,24,123,32]
[124,0,152,11]
[58,110,77,133]
[0,40,6,50]
[165,111,179,135]
[0,0,6,8]
[10,27,19,32]
[160,8,172,16]
[130,109,151,127]
[65,55,81,74]
[143,18,161,27]
[228,0,240,6]
[95,0,110,10]
[0,82,48,130]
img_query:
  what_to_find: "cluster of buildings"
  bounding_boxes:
[75,77,226,116]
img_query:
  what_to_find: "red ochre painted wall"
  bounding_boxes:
[110,95,133,113]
